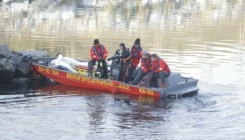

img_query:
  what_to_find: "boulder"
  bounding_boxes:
[19,50,50,79]
[0,44,11,59]
[9,77,29,85]
[0,58,15,82]
[19,50,50,59]
[0,48,50,82]
[9,50,50,77]
[9,52,32,77]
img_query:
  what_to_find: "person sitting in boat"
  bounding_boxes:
[107,43,133,83]
[149,54,171,88]
[131,38,143,71]
[88,39,108,78]
[129,50,152,85]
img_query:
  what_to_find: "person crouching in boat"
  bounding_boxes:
[107,43,133,83]
[149,54,171,88]
[129,50,152,85]
[88,39,108,79]
[131,38,143,72]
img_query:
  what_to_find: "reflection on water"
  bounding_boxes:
[0,0,244,79]
[0,0,245,139]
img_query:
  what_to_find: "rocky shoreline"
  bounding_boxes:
[0,44,50,85]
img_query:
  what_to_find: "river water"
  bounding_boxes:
[0,0,245,139]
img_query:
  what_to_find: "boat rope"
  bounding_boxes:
[112,80,120,93]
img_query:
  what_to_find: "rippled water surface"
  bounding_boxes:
[0,0,245,139]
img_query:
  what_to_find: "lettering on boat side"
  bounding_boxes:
[66,73,114,87]
[116,84,130,90]
[139,88,154,95]
[66,73,81,80]
[38,66,50,73]
[51,70,59,75]
[38,66,59,75]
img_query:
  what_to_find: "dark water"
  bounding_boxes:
[1,0,245,139]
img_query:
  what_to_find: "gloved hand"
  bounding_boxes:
[107,57,112,61]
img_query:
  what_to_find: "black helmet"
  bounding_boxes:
[94,39,99,44]
[134,38,140,45]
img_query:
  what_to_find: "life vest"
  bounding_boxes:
[131,46,142,59]
[152,57,170,72]
[92,44,104,57]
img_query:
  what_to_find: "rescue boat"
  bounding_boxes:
[31,55,199,98]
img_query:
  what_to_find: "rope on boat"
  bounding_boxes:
[112,81,120,93]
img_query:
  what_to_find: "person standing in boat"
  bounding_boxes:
[149,54,171,88]
[88,39,108,78]
[107,43,133,83]
[131,38,143,69]
[129,50,152,85]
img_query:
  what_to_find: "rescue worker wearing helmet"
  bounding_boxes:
[107,43,133,83]
[129,50,152,85]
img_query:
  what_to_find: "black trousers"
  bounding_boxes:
[132,68,170,86]
[150,71,170,87]
[88,59,108,77]
[131,67,146,84]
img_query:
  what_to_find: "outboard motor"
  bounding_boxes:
[110,59,121,80]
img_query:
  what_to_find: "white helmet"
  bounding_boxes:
[142,50,148,55]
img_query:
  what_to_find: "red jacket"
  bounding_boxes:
[140,54,153,73]
[151,57,170,73]
[90,44,108,61]
[131,46,142,67]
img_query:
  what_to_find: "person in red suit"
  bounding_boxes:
[129,50,152,85]
[88,39,108,78]
[131,38,142,68]
[149,54,171,88]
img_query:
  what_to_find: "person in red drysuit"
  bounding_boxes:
[130,38,142,67]
[88,39,108,78]
[149,54,171,88]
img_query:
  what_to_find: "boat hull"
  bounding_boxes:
[32,57,199,98]
[32,64,162,97]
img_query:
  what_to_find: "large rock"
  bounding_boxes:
[0,44,11,59]
[9,77,29,85]
[0,58,15,82]
[9,52,32,77]
[19,50,50,59]
[20,50,50,78]
[0,49,50,82]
